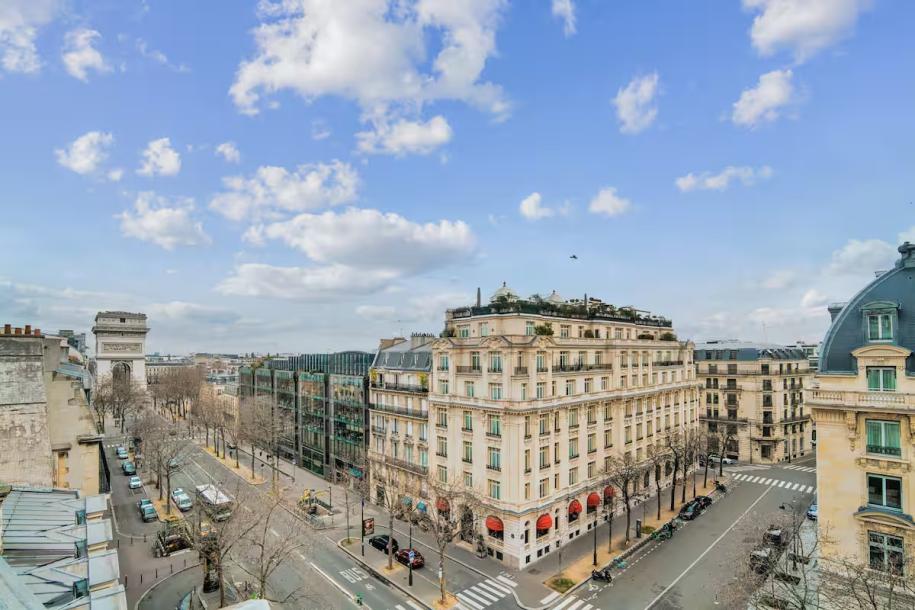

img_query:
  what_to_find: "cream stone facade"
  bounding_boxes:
[810,243,915,579]
[696,341,812,464]
[93,311,149,391]
[368,289,700,569]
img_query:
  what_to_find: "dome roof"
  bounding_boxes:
[545,290,564,305]
[490,282,518,302]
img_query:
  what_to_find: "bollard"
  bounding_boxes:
[141,573,143,584]
[184,558,187,568]
[125,576,128,590]
[130,537,133,545]
[171,563,174,574]
[155,568,158,579]
[144,534,147,543]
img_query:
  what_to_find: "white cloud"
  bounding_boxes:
[230,1,510,119]
[743,0,871,63]
[356,115,453,156]
[551,0,576,37]
[675,165,773,192]
[519,192,554,221]
[613,72,659,134]
[62,28,110,81]
[258,207,476,274]
[107,168,124,182]
[55,131,114,175]
[117,192,211,250]
[588,187,631,217]
[732,69,794,127]
[147,301,239,324]
[217,263,398,301]
[137,137,182,176]
[136,38,189,72]
[826,238,896,276]
[215,141,241,164]
[356,290,470,323]
[800,288,829,309]
[311,120,331,141]
[355,304,398,320]
[0,0,60,74]
[761,269,797,290]
[209,160,358,221]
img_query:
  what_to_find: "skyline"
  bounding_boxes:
[2,0,914,353]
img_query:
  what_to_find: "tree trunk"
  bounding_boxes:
[166,472,172,515]
[655,480,662,520]
[234,444,240,468]
[607,499,614,552]
[218,558,225,608]
[680,460,688,504]
[624,500,632,544]
[669,458,678,511]
[158,468,164,500]
[703,459,709,488]
[692,466,697,498]
[387,511,394,570]
[439,556,446,602]
[205,425,210,448]
[719,457,724,477]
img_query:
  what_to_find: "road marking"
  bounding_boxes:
[496,575,518,587]
[310,562,371,610]
[748,476,760,483]
[396,605,407,610]
[477,581,506,597]
[470,585,499,602]
[566,601,585,610]
[541,591,561,604]
[269,528,279,537]
[642,485,773,610]
[461,589,491,605]
[406,601,423,610]
[483,579,510,594]
[790,483,800,490]
[777,481,787,488]
[551,597,576,610]
[456,593,484,610]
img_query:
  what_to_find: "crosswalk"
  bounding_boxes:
[782,464,816,473]
[727,464,771,472]
[454,575,517,610]
[732,473,815,494]
[548,595,602,610]
[392,602,423,610]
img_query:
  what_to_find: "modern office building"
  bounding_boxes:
[810,242,915,578]
[695,340,812,464]
[371,287,699,569]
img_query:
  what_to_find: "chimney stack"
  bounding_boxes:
[476,287,481,307]
[14,327,22,335]
[3,324,9,334]
[24,325,31,335]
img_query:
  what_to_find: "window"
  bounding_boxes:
[490,383,503,400]
[392,441,399,459]
[464,381,475,398]
[419,448,428,467]
[587,406,596,424]
[439,354,449,370]
[868,313,893,341]
[539,414,549,435]
[536,353,546,371]
[625,427,632,444]
[488,447,501,471]
[524,449,531,471]
[569,438,579,458]
[463,471,473,487]
[584,378,593,393]
[480,322,489,337]
[569,467,578,486]
[438,465,448,483]
[569,408,579,428]
[463,441,473,463]
[437,409,448,428]
[439,379,449,394]
[866,420,901,457]
[604,429,612,448]
[869,532,905,574]
[489,352,502,372]
[458,326,470,338]
[526,321,535,336]
[536,382,545,399]
[587,433,596,453]
[471,352,481,370]
[539,445,549,468]
[521,383,528,401]
[489,414,502,436]
[587,461,595,478]
[539,478,549,498]
[867,474,902,510]
[524,481,531,499]
[436,437,448,457]
[601,376,609,391]
[524,415,531,437]
[868,367,897,392]
[560,325,571,338]
[462,411,472,431]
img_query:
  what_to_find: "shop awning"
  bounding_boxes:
[401,496,413,507]
[568,499,583,515]
[416,501,427,512]
[604,486,615,499]
[436,498,450,512]
[587,492,601,508]
[536,514,553,530]
[485,516,504,532]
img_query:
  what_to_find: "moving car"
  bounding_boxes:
[695,495,713,510]
[369,535,399,554]
[122,461,136,475]
[806,503,818,521]
[128,476,142,489]
[171,488,193,511]
[707,454,735,465]
[678,500,701,521]
[395,548,424,569]
[116,446,128,459]
[137,498,157,522]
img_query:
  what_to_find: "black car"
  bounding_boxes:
[695,495,712,510]
[678,500,700,520]
[369,535,399,554]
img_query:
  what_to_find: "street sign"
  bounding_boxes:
[362,518,374,536]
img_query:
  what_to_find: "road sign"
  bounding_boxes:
[362,518,374,536]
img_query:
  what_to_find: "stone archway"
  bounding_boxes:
[112,361,131,387]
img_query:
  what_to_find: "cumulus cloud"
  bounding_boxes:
[311,120,331,141]
[588,187,631,217]
[356,115,452,156]
[800,288,829,309]
[613,72,659,134]
[0,0,61,74]
[136,38,189,72]
[107,168,124,182]
[215,141,241,164]
[761,269,797,290]
[55,131,114,176]
[147,301,239,324]
[62,28,110,81]
[743,0,872,63]
[209,160,358,221]
[217,263,398,301]
[356,290,471,323]
[732,69,794,127]
[117,192,211,250]
[826,238,897,276]
[137,137,182,176]
[551,0,576,36]
[519,192,556,221]
[675,165,773,192]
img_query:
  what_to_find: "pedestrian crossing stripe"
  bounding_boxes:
[783,465,816,473]
[455,578,514,610]
[733,473,815,494]
[393,603,423,610]
[549,596,600,610]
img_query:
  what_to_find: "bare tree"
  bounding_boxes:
[698,426,715,489]
[92,374,143,433]
[645,442,668,521]
[160,433,195,515]
[423,477,471,603]
[373,462,414,570]
[604,453,642,546]
[683,427,702,499]
[710,424,738,477]
[666,429,685,511]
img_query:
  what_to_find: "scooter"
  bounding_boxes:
[715,480,727,493]
[591,567,613,582]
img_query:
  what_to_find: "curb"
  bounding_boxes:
[337,539,434,610]
[132,562,202,610]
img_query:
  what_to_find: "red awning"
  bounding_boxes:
[587,492,601,508]
[604,486,615,499]
[536,514,553,530]
[568,499,583,515]
[436,498,450,512]
[485,516,504,532]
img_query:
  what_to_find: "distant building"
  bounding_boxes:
[788,340,821,372]
[57,330,88,356]
[0,487,126,609]
[0,325,103,495]
[92,311,148,391]
[145,353,196,385]
[695,340,812,464]
[810,242,915,579]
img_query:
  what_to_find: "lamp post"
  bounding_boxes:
[361,497,365,557]
[592,505,598,566]
[408,511,414,587]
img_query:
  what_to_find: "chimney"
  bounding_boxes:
[476,287,481,307]
[14,327,22,335]
[34,328,40,336]
[24,325,31,335]
[3,324,9,334]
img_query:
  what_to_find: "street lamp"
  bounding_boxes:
[361,497,365,557]
[408,508,414,587]
[592,504,598,566]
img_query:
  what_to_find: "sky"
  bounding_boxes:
[1,0,913,355]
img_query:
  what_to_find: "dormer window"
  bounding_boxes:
[867,313,893,341]
[867,367,896,392]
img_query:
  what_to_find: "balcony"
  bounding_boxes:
[536,366,549,373]
[370,403,429,420]
[653,360,684,367]
[867,444,902,457]
[488,367,504,374]
[437,365,450,372]
[487,463,502,472]
[513,366,529,376]
[781,414,810,425]
[371,381,427,394]
[486,431,502,439]
[553,362,586,373]
[371,425,386,434]
[456,366,482,375]
[808,390,915,413]
[386,457,428,476]
[699,413,749,425]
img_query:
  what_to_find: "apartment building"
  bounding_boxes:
[368,335,434,508]
[373,287,700,569]
[695,340,812,464]
[810,242,915,578]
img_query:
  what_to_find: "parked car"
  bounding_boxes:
[395,548,424,569]
[763,526,786,547]
[695,495,713,510]
[806,503,818,521]
[749,547,774,574]
[122,461,136,475]
[116,446,128,459]
[678,500,701,520]
[128,476,142,490]
[171,488,193,511]
[137,499,157,522]
[369,535,399,554]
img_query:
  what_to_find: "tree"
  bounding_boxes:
[666,429,685,511]
[645,442,668,521]
[423,477,471,603]
[604,453,642,546]
[710,424,738,477]
[160,432,194,515]
[91,374,144,434]
[698,426,715,489]
[683,427,702,499]
[374,463,415,570]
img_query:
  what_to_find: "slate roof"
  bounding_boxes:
[372,338,433,371]
[819,242,915,374]
[694,340,807,361]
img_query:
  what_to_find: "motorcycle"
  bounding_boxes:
[651,522,674,541]
[591,567,613,582]
[715,480,727,493]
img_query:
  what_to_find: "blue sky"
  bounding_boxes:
[1,0,913,354]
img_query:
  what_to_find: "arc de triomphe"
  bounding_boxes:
[93,311,149,391]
